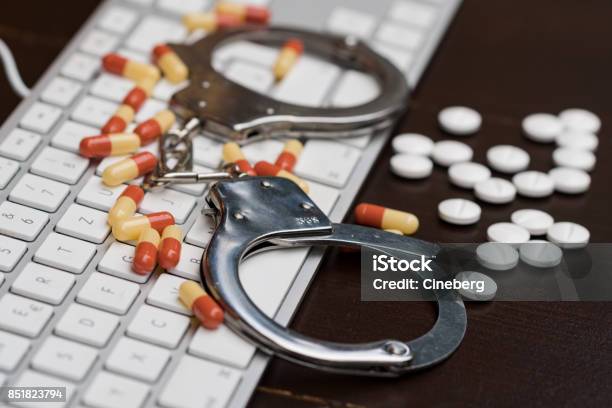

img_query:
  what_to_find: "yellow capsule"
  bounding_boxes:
[354,203,419,235]
[112,212,175,241]
[103,53,160,82]
[108,185,145,226]
[133,228,160,275]
[179,281,224,329]
[136,76,157,97]
[102,152,157,187]
[273,39,303,81]
[153,44,189,84]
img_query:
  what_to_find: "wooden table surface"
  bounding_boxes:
[0,1,610,407]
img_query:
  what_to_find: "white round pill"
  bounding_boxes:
[487,222,530,247]
[522,113,563,143]
[552,147,596,172]
[392,133,434,156]
[548,167,591,194]
[510,209,554,236]
[448,162,491,189]
[432,140,473,167]
[511,171,554,198]
[558,108,601,134]
[438,198,481,225]
[486,145,530,174]
[438,106,482,135]
[547,222,590,249]
[474,178,516,204]
[390,153,433,179]
[476,242,519,270]
[556,131,598,151]
[455,271,497,301]
[519,241,563,268]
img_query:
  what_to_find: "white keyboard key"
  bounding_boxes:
[185,212,215,247]
[52,120,98,153]
[90,73,134,102]
[99,242,151,283]
[19,102,62,134]
[0,294,53,337]
[71,96,118,128]
[159,355,241,408]
[61,52,100,81]
[126,16,186,53]
[78,272,139,314]
[169,164,210,196]
[330,70,379,108]
[0,128,41,161]
[225,60,274,93]
[80,30,119,56]
[140,189,195,224]
[14,370,75,408]
[135,98,167,122]
[11,263,75,305]
[307,181,339,216]
[389,1,437,27]
[117,47,148,63]
[10,173,70,212]
[30,146,89,184]
[0,330,30,370]
[147,274,191,315]
[158,0,208,14]
[273,55,340,107]
[0,201,49,241]
[0,157,19,189]
[31,336,98,381]
[189,325,255,368]
[152,79,188,102]
[242,139,284,164]
[127,304,190,348]
[35,232,96,274]
[192,136,223,168]
[84,371,149,408]
[106,337,171,382]
[55,303,119,347]
[168,243,203,280]
[327,7,377,38]
[0,234,27,271]
[77,175,125,211]
[376,22,424,51]
[56,204,110,244]
[372,42,414,70]
[294,140,361,188]
[40,76,82,107]
[98,6,138,33]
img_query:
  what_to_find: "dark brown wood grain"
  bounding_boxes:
[0,1,610,407]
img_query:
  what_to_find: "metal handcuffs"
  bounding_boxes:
[143,26,467,376]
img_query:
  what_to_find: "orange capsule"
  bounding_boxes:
[274,139,303,172]
[102,53,160,82]
[112,211,175,241]
[354,203,419,235]
[273,38,303,81]
[122,86,148,112]
[102,151,158,186]
[152,44,189,84]
[133,228,160,275]
[216,2,270,24]
[134,110,176,145]
[159,225,182,270]
[222,142,256,176]
[101,104,134,134]
[108,185,144,226]
[179,281,224,330]
[182,11,241,32]
[254,161,309,193]
[79,133,140,158]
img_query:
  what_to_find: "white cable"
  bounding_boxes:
[0,39,30,98]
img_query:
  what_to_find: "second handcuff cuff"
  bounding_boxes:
[143,25,467,376]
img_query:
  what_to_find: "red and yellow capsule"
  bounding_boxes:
[102,53,160,82]
[134,110,175,145]
[108,185,144,226]
[122,86,148,112]
[102,151,158,186]
[159,225,182,270]
[79,133,140,158]
[216,2,270,24]
[133,228,160,275]
[273,39,303,81]
[222,142,256,176]
[179,281,224,330]
[182,11,241,32]
[101,104,134,134]
[254,161,309,193]
[274,139,303,172]
[112,211,175,241]
[152,44,189,84]
[136,76,157,97]
[354,203,419,235]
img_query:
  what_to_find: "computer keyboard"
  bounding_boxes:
[0,0,461,407]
